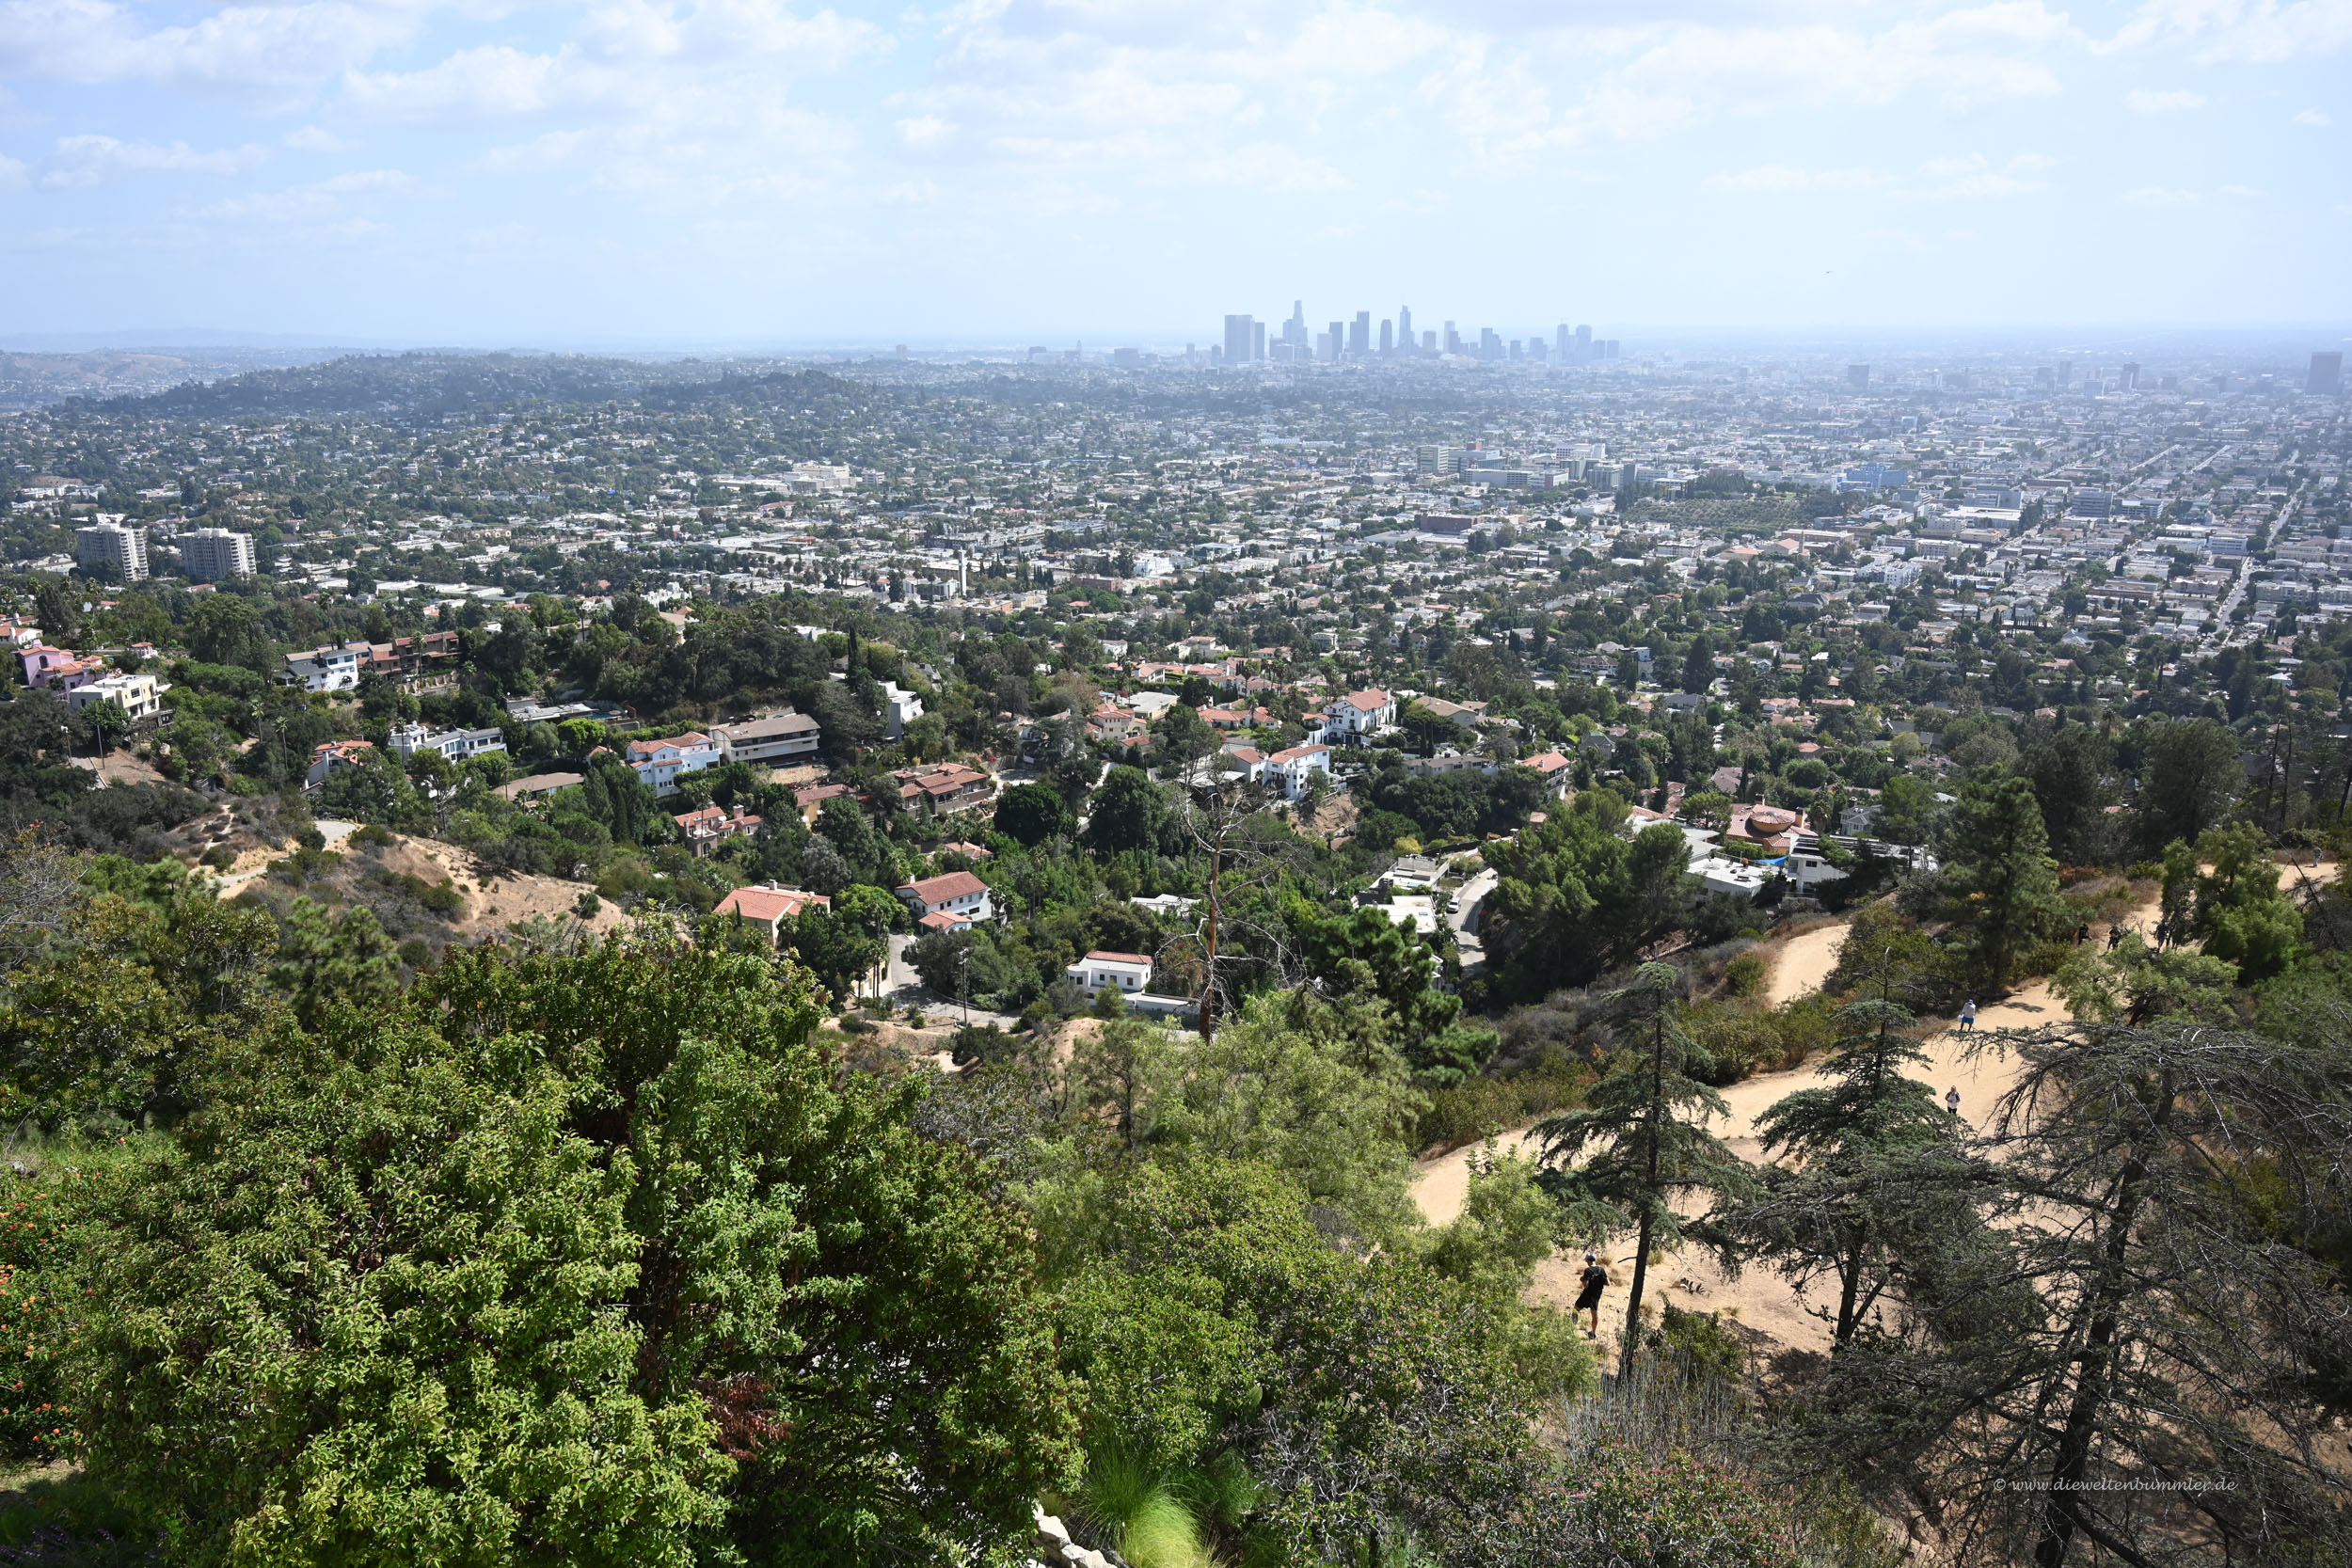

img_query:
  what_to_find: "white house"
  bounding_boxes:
[712,711,822,766]
[625,732,722,796]
[1065,950,1153,996]
[1322,688,1395,743]
[282,642,364,692]
[389,721,508,763]
[881,681,924,740]
[1265,743,1333,800]
[896,870,993,927]
[67,670,166,722]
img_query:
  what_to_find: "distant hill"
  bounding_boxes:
[0,347,349,413]
[79,352,869,421]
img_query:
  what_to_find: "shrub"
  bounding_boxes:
[419,878,465,918]
[1724,951,1766,997]
[0,1175,79,1463]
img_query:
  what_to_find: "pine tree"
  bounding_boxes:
[1534,963,1753,1368]
[1940,773,2068,990]
[1729,945,1974,1345]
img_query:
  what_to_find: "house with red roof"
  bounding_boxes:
[1065,950,1153,996]
[627,732,721,796]
[711,884,830,943]
[895,869,993,927]
[674,803,763,857]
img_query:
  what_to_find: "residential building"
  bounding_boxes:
[711,884,830,943]
[67,670,165,721]
[891,762,993,815]
[1521,750,1575,796]
[282,642,365,692]
[1065,950,1152,996]
[881,681,924,740]
[712,710,822,766]
[1265,742,1333,800]
[1322,688,1396,742]
[625,732,721,796]
[18,644,83,689]
[674,803,764,857]
[389,722,509,764]
[896,869,993,927]
[178,527,257,582]
[74,522,148,583]
[305,738,374,790]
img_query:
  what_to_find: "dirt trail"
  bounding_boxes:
[1412,860,2341,1361]
[1765,922,1849,1006]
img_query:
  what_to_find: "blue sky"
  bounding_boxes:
[1,0,2345,345]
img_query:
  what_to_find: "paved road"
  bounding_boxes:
[1449,866,1497,969]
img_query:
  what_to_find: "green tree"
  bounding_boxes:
[1535,964,1754,1367]
[74,696,131,756]
[1680,632,1715,694]
[2023,724,2122,866]
[2160,822,2304,981]
[1730,954,1971,1346]
[72,937,1080,1565]
[267,896,402,1028]
[1482,789,1694,1000]
[993,781,1075,847]
[782,906,886,1006]
[1084,765,1168,856]
[1150,704,1219,774]
[2135,716,2242,853]
[1876,772,1939,845]
[1939,773,2068,990]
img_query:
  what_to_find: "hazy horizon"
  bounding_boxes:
[3,1,2345,344]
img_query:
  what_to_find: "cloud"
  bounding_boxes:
[1181,142,1351,193]
[1704,164,1886,194]
[2110,0,2352,64]
[0,0,420,103]
[0,152,25,189]
[2295,107,2332,126]
[38,133,265,187]
[2118,184,2198,206]
[200,166,413,223]
[2125,87,2205,111]
[281,124,352,152]
[337,2,890,125]
[898,115,952,149]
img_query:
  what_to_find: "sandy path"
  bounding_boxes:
[1408,865,2344,1362]
[1764,922,1850,1006]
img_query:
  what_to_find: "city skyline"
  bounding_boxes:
[1,1,2346,343]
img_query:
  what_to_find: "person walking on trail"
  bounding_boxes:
[1959,998,1978,1032]
[1575,1253,1609,1338]
[1946,1085,1963,1118]
[2108,924,2124,952]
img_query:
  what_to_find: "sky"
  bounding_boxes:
[1,0,2346,346]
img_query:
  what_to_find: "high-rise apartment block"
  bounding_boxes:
[75,521,149,582]
[2311,352,2344,395]
[178,526,257,582]
[1223,315,1255,365]
[1398,305,1413,348]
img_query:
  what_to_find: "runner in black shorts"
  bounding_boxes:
[1575,1253,1609,1338]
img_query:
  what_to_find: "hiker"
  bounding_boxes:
[2108,924,2124,952]
[2075,922,2090,945]
[1959,998,1977,1032]
[1575,1253,1609,1338]
[1946,1085,1963,1118]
